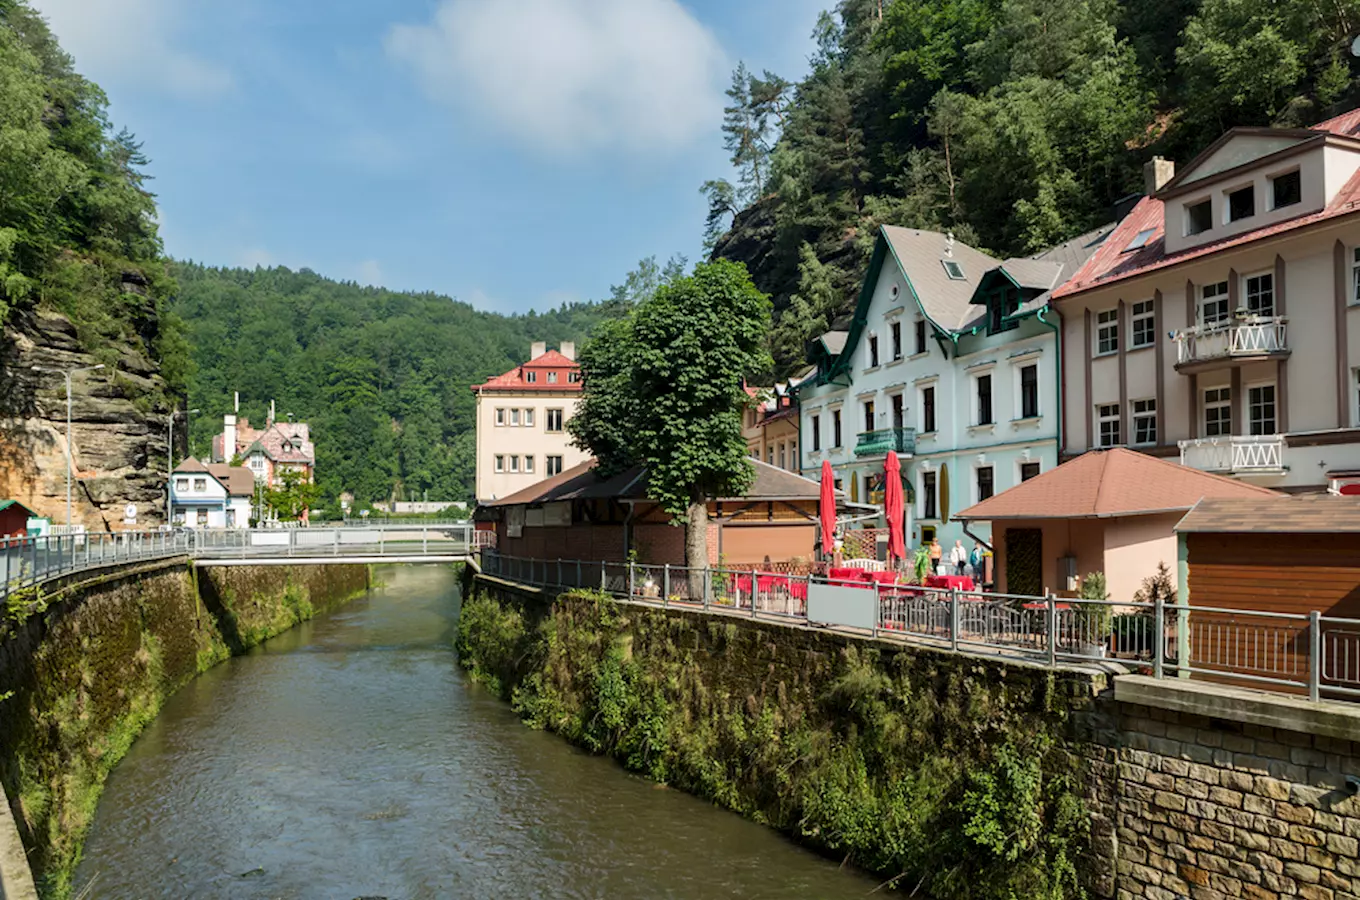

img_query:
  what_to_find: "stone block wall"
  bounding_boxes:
[1115,701,1360,900]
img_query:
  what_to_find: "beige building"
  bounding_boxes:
[742,375,809,472]
[472,342,590,504]
[1052,108,1360,491]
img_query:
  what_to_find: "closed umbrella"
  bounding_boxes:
[884,452,906,564]
[819,460,836,558]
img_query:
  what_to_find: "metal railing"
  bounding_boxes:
[0,525,477,606]
[1176,316,1288,366]
[481,551,1360,702]
[853,427,917,457]
[1179,434,1285,474]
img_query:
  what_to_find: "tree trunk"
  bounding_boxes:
[685,499,709,601]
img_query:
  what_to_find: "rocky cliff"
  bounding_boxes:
[0,307,170,531]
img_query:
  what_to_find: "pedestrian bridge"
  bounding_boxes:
[0,525,482,603]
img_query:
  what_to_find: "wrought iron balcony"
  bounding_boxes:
[1175,316,1288,369]
[853,427,916,457]
[1179,435,1285,475]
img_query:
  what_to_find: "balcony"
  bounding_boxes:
[854,427,916,457]
[1175,316,1289,371]
[1179,435,1286,476]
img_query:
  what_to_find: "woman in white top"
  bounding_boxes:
[949,540,968,576]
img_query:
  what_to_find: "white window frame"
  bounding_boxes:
[1131,398,1157,446]
[193,478,207,492]
[914,319,928,356]
[811,414,821,452]
[494,454,505,473]
[1096,403,1121,448]
[863,398,876,431]
[509,409,521,427]
[525,370,537,383]
[1019,460,1041,483]
[495,408,506,427]
[1225,183,1255,223]
[175,478,189,492]
[831,408,843,448]
[1014,361,1040,420]
[1185,197,1213,236]
[1247,382,1278,436]
[523,408,534,428]
[1351,247,1360,306]
[548,371,558,384]
[1130,300,1155,349]
[1095,309,1119,356]
[1243,271,1274,317]
[1271,169,1301,210]
[509,455,520,473]
[546,408,564,433]
[889,320,903,361]
[523,455,535,474]
[920,470,938,520]
[918,384,937,434]
[1204,387,1232,437]
[866,333,880,369]
[547,455,563,476]
[972,371,994,426]
[1200,281,1230,327]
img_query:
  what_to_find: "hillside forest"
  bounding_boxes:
[705,0,1360,375]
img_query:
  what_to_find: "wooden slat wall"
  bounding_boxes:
[1187,533,1360,618]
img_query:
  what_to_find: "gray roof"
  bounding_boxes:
[997,257,1066,291]
[818,331,848,355]
[1009,222,1120,318]
[881,226,1000,331]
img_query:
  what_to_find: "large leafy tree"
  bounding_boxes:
[570,260,772,568]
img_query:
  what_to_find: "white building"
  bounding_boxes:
[472,342,592,504]
[169,458,254,528]
[798,224,1111,552]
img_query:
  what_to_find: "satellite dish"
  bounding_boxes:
[1351,34,1360,57]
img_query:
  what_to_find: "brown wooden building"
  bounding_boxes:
[483,459,872,568]
[0,500,36,540]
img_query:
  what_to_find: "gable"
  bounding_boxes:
[1175,132,1313,188]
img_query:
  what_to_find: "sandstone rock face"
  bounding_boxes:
[0,309,170,531]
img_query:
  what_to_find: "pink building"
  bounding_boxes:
[209,398,316,492]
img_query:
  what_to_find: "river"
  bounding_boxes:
[75,565,877,899]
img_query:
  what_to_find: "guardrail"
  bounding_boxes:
[481,551,1360,703]
[1179,434,1285,474]
[1175,316,1288,366]
[1,525,476,605]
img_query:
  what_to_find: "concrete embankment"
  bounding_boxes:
[0,561,369,899]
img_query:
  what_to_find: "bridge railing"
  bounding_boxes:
[0,530,196,604]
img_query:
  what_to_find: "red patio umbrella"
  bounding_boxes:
[884,451,906,564]
[819,460,836,558]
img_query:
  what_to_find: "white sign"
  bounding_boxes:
[123,503,137,524]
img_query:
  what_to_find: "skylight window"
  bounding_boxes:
[942,260,965,280]
[1124,228,1156,252]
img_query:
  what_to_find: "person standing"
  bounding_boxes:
[929,537,943,575]
[950,539,967,576]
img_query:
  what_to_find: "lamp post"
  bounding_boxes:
[32,363,105,528]
[166,408,200,525]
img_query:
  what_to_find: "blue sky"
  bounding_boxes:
[30,0,825,315]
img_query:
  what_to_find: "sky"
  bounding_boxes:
[29,0,826,315]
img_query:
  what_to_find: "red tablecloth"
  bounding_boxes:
[828,567,869,581]
[925,575,975,591]
[1023,601,1074,611]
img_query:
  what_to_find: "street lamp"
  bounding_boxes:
[166,408,200,524]
[32,364,105,529]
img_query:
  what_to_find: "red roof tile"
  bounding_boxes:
[955,449,1278,521]
[473,349,582,393]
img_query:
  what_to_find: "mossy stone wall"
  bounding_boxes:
[460,575,1118,899]
[0,561,368,899]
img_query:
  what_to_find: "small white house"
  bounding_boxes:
[169,458,254,528]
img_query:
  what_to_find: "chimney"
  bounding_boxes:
[233,390,240,414]
[1144,156,1175,195]
[560,341,575,361]
[530,341,546,360]
[223,415,237,463]
[268,399,276,427]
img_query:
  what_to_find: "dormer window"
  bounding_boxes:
[1272,170,1301,209]
[526,371,537,383]
[942,260,965,280]
[1186,199,1213,236]
[1227,185,1255,222]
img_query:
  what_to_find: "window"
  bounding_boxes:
[779,444,786,470]
[915,320,928,355]
[1186,199,1213,235]
[976,466,994,502]
[1248,385,1277,435]
[174,478,189,492]
[1132,399,1157,445]
[523,409,534,428]
[548,371,558,384]
[1097,404,1121,448]
[832,410,842,447]
[1353,248,1360,306]
[890,393,904,430]
[1096,309,1119,355]
[1200,281,1230,326]
[1355,370,1360,425]
[509,455,520,473]
[547,456,563,476]
[1124,228,1156,252]
[568,370,582,383]
[921,386,936,433]
[510,409,521,427]
[193,478,207,492]
[1020,364,1039,419]
[942,260,965,280]
[494,454,505,473]
[546,409,564,433]
[868,334,879,368]
[789,441,797,466]
[1204,387,1232,437]
[767,446,775,465]
[1244,273,1274,317]
[197,509,208,526]
[812,414,821,452]
[922,471,938,519]
[1020,462,1041,482]
[249,456,265,472]
[863,400,875,431]
[1131,300,1155,348]
[976,374,993,425]
[495,408,506,426]
[523,455,535,474]
[1227,185,1255,222]
[525,371,537,383]
[1272,170,1301,209]
[890,322,902,361]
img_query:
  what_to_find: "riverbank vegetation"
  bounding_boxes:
[457,586,1097,899]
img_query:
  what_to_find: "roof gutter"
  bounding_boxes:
[1037,305,1064,454]
[961,521,992,554]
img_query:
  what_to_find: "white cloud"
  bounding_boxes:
[31,0,231,97]
[384,0,726,155]
[357,260,384,287]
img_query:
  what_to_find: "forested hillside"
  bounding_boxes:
[171,263,636,506]
[706,0,1360,374]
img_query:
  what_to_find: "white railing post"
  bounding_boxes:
[950,589,960,652]
[1153,591,1165,679]
[1310,610,1322,702]
[1047,593,1058,667]
[663,564,669,608]
[628,561,635,599]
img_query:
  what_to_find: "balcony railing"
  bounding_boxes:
[1175,316,1288,367]
[1179,435,1285,475]
[854,427,917,457]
